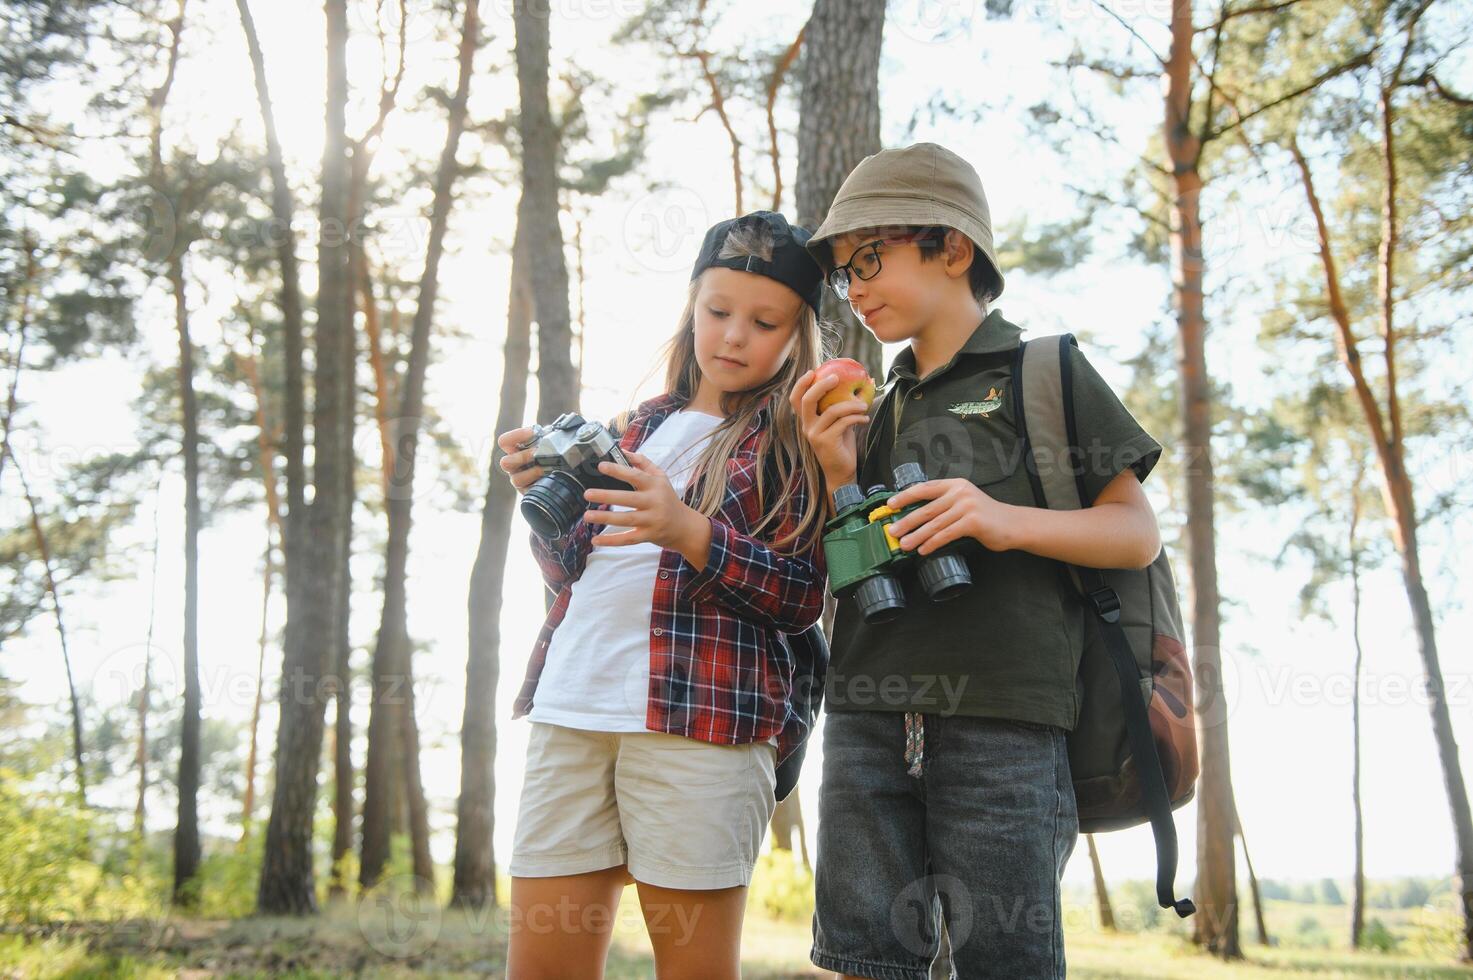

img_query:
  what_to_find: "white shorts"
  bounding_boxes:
[509,722,777,890]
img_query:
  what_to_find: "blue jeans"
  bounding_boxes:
[811,711,1078,979]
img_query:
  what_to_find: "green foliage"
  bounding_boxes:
[194,833,264,919]
[747,851,814,923]
[0,447,149,644]
[1112,878,1163,932]
[994,208,1098,277]
[1362,916,1400,953]
[1296,911,1331,949]
[0,934,176,980]
[1321,877,1346,906]
[0,769,94,922]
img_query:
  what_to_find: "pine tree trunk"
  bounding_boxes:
[1237,810,1269,946]
[234,2,312,873]
[257,0,355,915]
[361,641,397,888]
[242,512,273,845]
[169,255,203,908]
[240,325,281,848]
[1087,835,1115,931]
[137,496,160,852]
[1349,482,1366,949]
[402,662,435,893]
[770,795,810,869]
[795,0,885,380]
[1165,0,1238,957]
[794,0,885,903]
[451,226,531,910]
[360,0,479,894]
[328,141,385,900]
[15,462,85,805]
[1378,87,1473,962]
[145,0,201,909]
[513,0,575,423]
[1390,484,1473,963]
[235,0,305,556]
[1292,137,1473,964]
[329,459,354,899]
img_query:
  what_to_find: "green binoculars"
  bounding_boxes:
[821,462,973,624]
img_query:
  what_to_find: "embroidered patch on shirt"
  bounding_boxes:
[948,386,1004,420]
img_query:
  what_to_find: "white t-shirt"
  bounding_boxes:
[527,409,725,732]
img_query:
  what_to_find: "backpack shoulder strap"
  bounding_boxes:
[1014,333,1197,920]
[1015,333,1085,511]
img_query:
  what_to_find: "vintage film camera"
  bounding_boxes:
[516,413,635,539]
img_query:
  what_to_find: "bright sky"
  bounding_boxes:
[11,0,1473,902]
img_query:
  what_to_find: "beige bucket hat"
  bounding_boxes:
[806,142,1004,298]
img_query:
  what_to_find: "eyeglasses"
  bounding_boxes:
[825,232,936,300]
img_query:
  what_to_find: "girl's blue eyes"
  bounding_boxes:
[707,308,778,331]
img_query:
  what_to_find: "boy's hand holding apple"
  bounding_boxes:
[791,357,876,497]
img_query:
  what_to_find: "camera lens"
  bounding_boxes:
[521,470,587,539]
[918,553,971,602]
[855,574,906,624]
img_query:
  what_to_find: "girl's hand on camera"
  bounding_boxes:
[496,426,542,495]
[581,452,709,559]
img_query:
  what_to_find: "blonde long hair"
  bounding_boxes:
[622,221,837,555]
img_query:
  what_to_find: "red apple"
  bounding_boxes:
[815,357,876,413]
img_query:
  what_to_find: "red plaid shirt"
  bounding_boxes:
[512,392,827,762]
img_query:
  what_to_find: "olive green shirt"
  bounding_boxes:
[826,309,1162,730]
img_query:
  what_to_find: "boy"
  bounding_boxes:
[790,142,1163,979]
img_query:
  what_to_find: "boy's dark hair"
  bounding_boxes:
[912,225,1004,304]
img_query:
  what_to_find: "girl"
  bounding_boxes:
[495,211,837,980]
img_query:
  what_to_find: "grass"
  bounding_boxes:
[1,873,1469,978]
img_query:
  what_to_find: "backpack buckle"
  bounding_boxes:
[1088,587,1122,624]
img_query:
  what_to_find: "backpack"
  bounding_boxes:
[760,444,830,804]
[1013,333,1199,919]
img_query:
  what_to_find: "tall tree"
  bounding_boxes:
[795,0,885,380]
[258,0,356,915]
[1159,0,1238,955]
[790,0,886,870]
[1249,0,1473,954]
[140,0,204,908]
[1086,836,1116,932]
[1043,0,1381,951]
[453,234,531,908]
[449,42,651,912]
[137,490,162,852]
[234,0,306,545]
[235,0,304,858]
[1236,810,1270,946]
[237,319,283,844]
[329,0,408,900]
[1290,122,1473,964]
[360,0,480,892]
[513,0,576,423]
[10,456,85,804]
[1347,470,1368,949]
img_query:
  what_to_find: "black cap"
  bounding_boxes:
[690,210,824,314]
